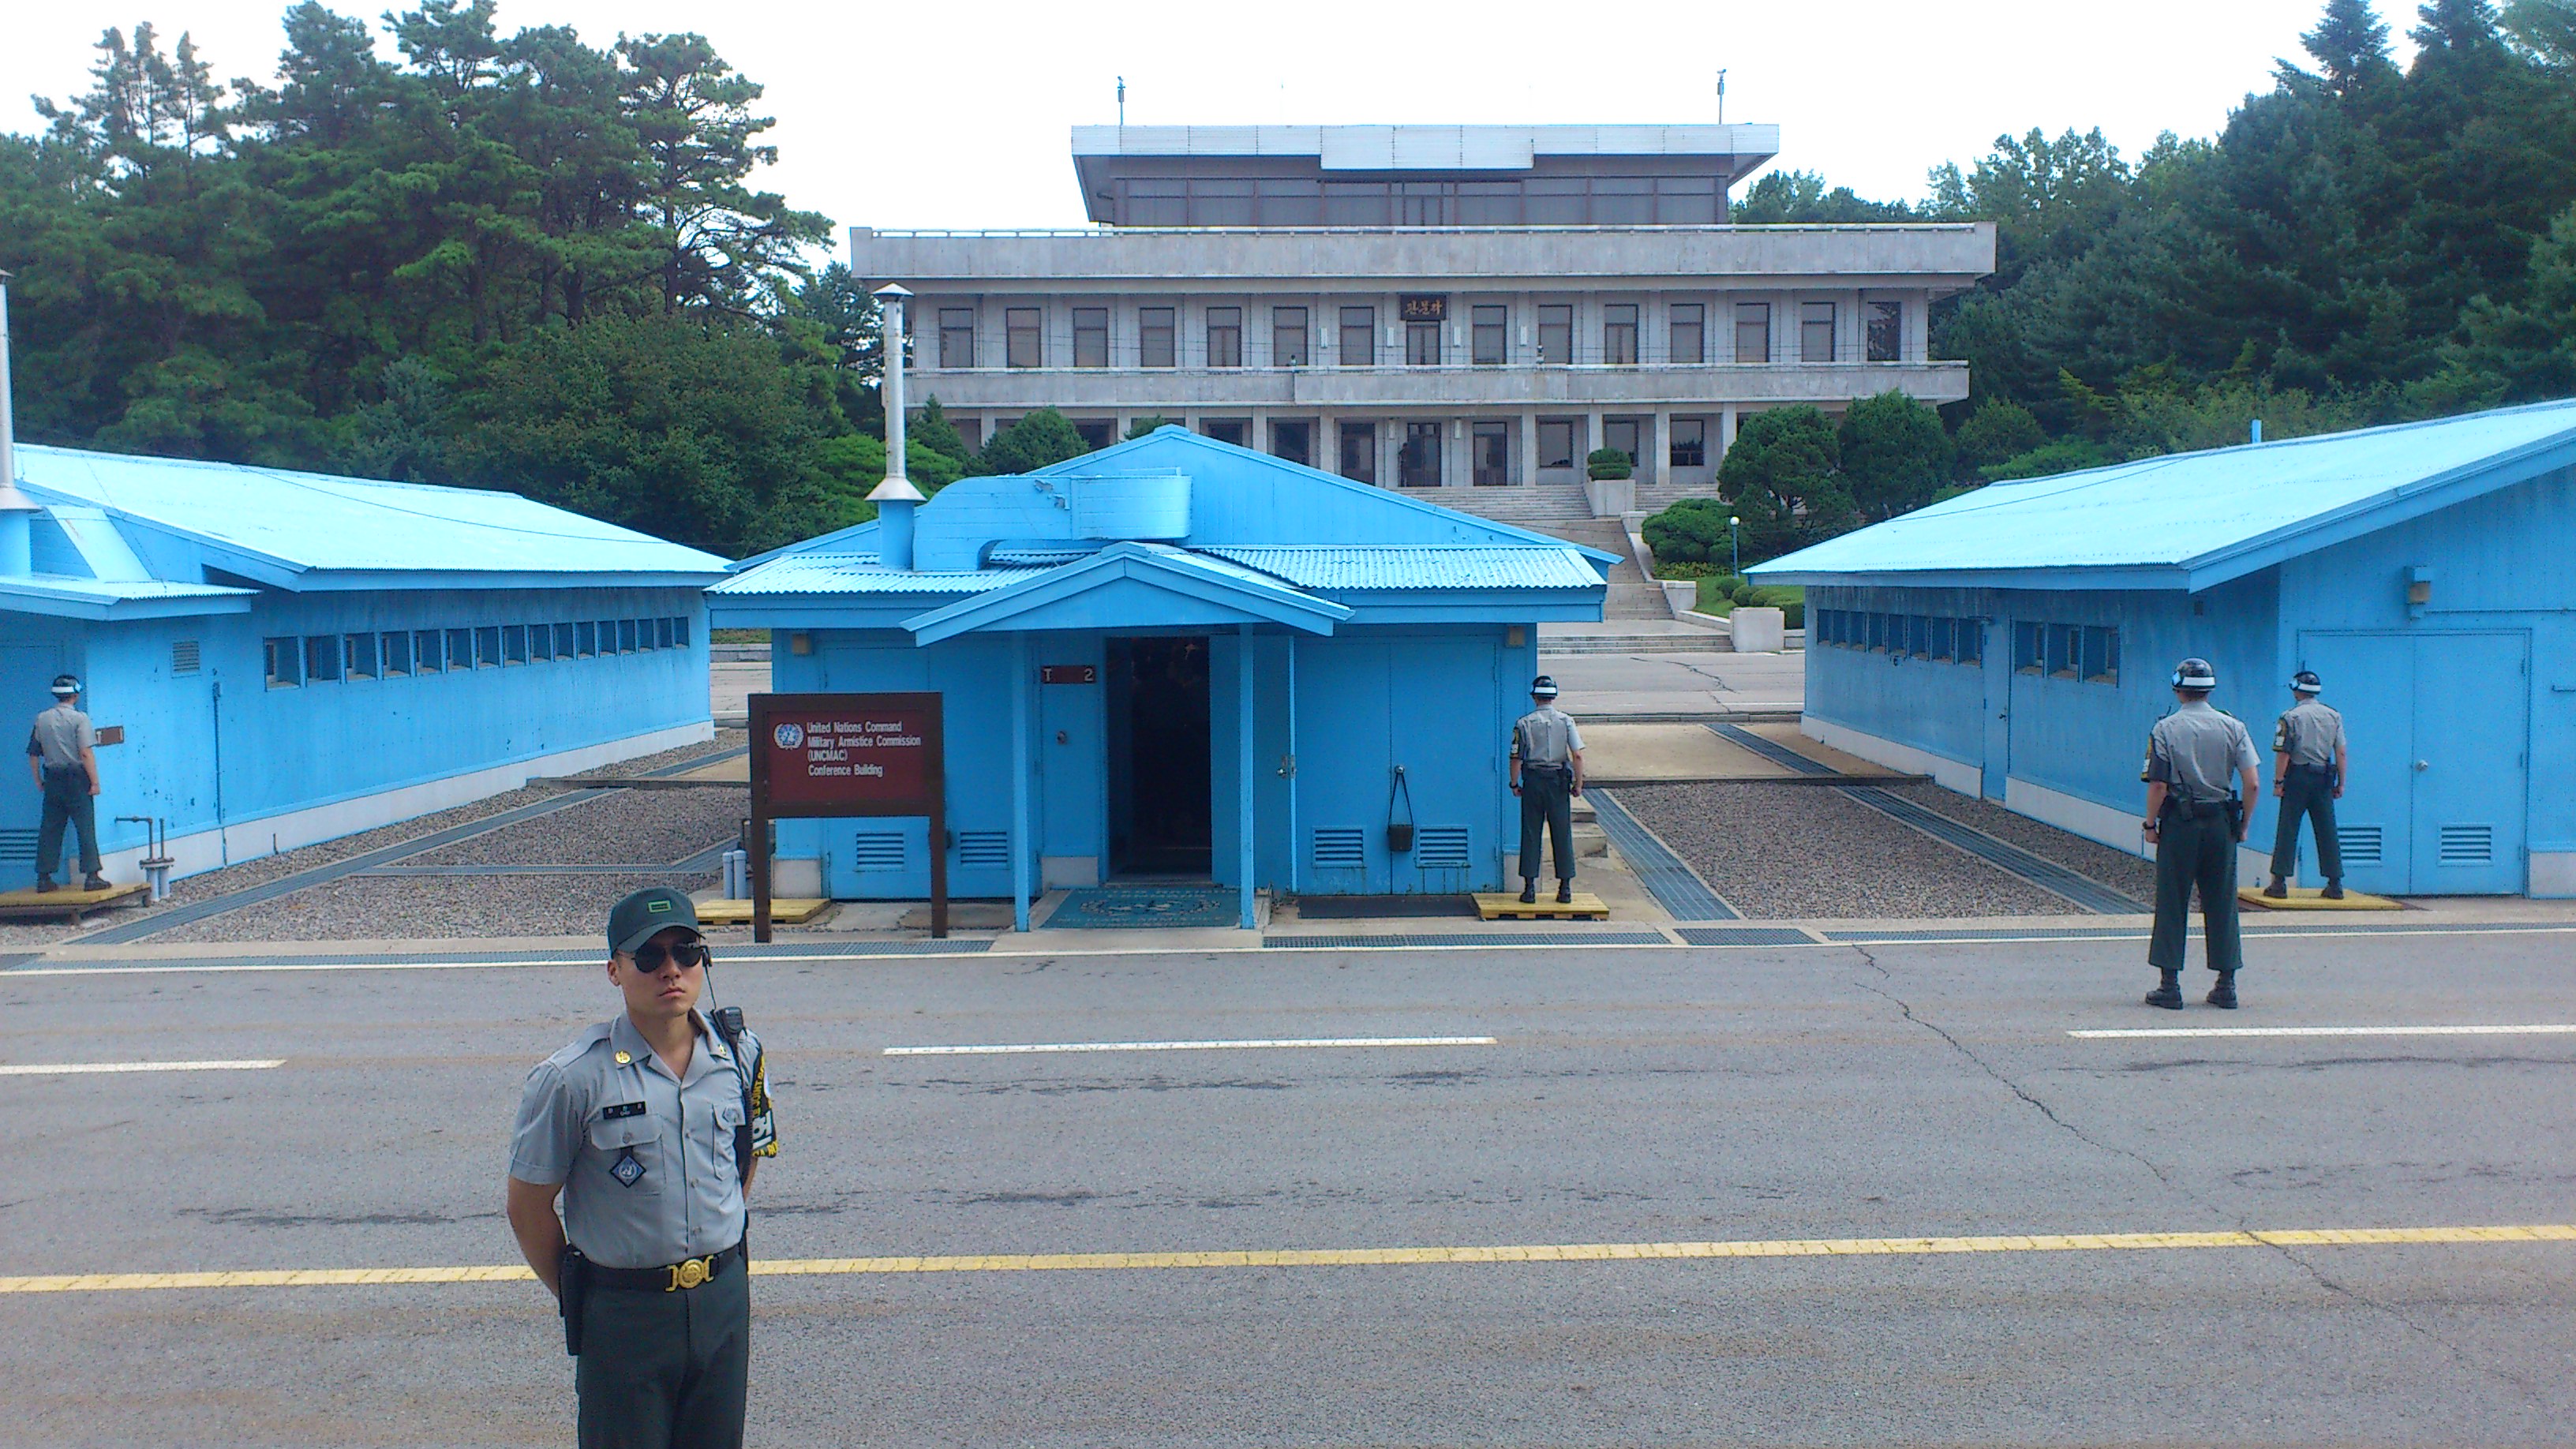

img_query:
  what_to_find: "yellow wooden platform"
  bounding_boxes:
[0,880,149,923]
[692,897,830,925]
[1474,891,1609,921]
[2238,885,2402,911]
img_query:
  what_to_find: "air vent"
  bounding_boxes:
[2437,824,2493,866]
[1311,828,1365,869]
[1415,826,1470,869]
[2337,825,2383,868]
[851,832,907,871]
[957,830,1010,867]
[172,639,200,675]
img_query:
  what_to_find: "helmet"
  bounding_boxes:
[1530,675,1559,699]
[48,674,80,697]
[2170,658,2218,691]
[2291,670,2322,694]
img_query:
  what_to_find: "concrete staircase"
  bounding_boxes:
[1417,486,1671,620]
[1633,481,1724,516]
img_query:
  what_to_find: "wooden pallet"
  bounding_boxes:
[1473,891,1609,921]
[0,880,150,925]
[692,897,831,926]
[2237,885,2402,912]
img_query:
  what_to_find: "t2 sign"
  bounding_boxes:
[748,692,947,939]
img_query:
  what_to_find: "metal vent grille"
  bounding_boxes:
[1415,826,1470,869]
[957,830,1010,867]
[172,639,200,675]
[2338,825,2384,868]
[851,832,907,871]
[1311,828,1365,869]
[2438,824,2493,866]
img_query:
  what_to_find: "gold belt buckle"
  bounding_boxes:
[667,1254,712,1292]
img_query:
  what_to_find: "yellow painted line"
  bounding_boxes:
[2,1224,2568,1294]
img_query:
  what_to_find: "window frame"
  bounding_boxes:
[380,630,412,677]
[1337,305,1374,367]
[417,628,447,673]
[1537,419,1576,471]
[1404,319,1441,366]
[1471,304,1507,365]
[1071,307,1109,369]
[305,635,342,682]
[1866,299,1903,363]
[1272,306,1310,367]
[264,637,303,689]
[1734,303,1770,364]
[576,621,597,657]
[1537,304,1573,365]
[1397,420,1442,487]
[1669,302,1705,365]
[1801,301,1837,363]
[344,631,379,680]
[938,307,975,369]
[502,623,528,665]
[1138,306,1175,369]
[1005,307,1043,369]
[1337,421,1376,485]
[1205,306,1243,369]
[1471,420,1511,486]
[1602,303,1639,365]
[1669,418,1708,468]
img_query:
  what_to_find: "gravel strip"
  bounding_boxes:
[1608,781,2081,919]
[1884,782,2159,903]
[158,871,721,943]
[0,732,743,951]
[406,785,747,867]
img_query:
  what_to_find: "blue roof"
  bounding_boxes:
[1752,399,2576,590]
[13,444,731,592]
[1201,545,1604,590]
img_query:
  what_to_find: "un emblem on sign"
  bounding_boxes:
[773,722,805,750]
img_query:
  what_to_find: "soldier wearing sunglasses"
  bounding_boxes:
[507,886,777,1449]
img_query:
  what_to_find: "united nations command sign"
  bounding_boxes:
[747,692,948,939]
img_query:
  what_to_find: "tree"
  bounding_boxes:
[1125,414,1177,439]
[1837,391,1953,520]
[978,407,1091,474]
[2284,0,2399,95]
[1732,170,1915,223]
[911,396,972,462]
[617,32,830,316]
[1952,397,2047,477]
[1716,406,1853,560]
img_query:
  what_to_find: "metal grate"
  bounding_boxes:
[2338,825,2384,868]
[1675,927,1819,947]
[956,830,1011,867]
[1840,787,2144,915]
[851,832,907,871]
[1586,790,1738,921]
[1312,828,1365,869]
[1706,722,1837,775]
[2437,824,2492,866]
[1265,930,1672,949]
[1414,826,1470,870]
[171,639,200,675]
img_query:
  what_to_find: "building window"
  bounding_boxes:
[472,625,499,666]
[1398,421,1442,486]
[653,617,672,649]
[1802,301,1837,362]
[502,623,528,665]
[939,308,974,369]
[1397,181,1452,225]
[617,619,637,653]
[1273,307,1309,367]
[264,637,302,689]
[380,631,410,676]
[1735,303,1769,363]
[1472,421,1511,485]
[1526,177,1584,224]
[344,632,378,680]
[575,621,597,657]
[1256,178,1320,225]
[1139,307,1175,369]
[1271,419,1312,468]
[1930,617,1955,663]
[1339,421,1376,485]
[1323,182,1388,226]
[1670,303,1705,365]
[1537,305,1572,365]
[1867,612,1887,652]
[1472,305,1507,365]
[1657,175,1720,223]
[2082,625,2121,683]
[1603,304,1639,365]
[417,628,446,672]
[305,635,341,682]
[1593,176,1653,224]
[1457,181,1519,224]
[1071,419,1112,451]
[1190,178,1255,226]
[1072,308,1108,369]
[1338,306,1375,366]
[1206,307,1242,368]
[1203,419,1247,447]
[2014,621,2042,673]
[1867,300,1903,363]
[1005,308,1042,369]
[1405,319,1441,365]
[1603,419,1640,469]
[1123,178,1185,225]
[1537,419,1576,470]
[1670,418,1708,468]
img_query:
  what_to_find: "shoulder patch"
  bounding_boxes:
[542,1021,618,1070]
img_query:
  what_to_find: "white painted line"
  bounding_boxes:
[2071,1024,2576,1040]
[885,1035,1497,1058]
[0,1059,286,1076]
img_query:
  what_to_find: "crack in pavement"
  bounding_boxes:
[1844,942,2547,1406]
[1652,657,1736,691]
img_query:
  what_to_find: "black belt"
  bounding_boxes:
[1522,762,1571,773]
[584,1241,744,1293]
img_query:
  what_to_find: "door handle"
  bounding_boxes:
[2413,759,2430,771]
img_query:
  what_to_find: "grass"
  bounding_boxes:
[1693,581,1804,616]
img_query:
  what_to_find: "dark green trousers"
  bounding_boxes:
[1518,766,1574,882]
[2269,765,2342,881]
[576,1267,749,1449]
[2150,805,2243,974]
[36,767,100,878]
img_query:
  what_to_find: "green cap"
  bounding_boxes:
[608,886,700,956]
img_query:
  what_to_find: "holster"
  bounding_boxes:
[2225,798,2247,838]
[559,1245,590,1357]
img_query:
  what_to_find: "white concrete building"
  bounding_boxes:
[854,125,1994,503]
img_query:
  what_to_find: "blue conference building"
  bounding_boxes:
[1,446,729,884]
[1754,399,2576,898]
[708,427,1612,927]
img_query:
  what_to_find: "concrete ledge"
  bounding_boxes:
[1800,717,1983,797]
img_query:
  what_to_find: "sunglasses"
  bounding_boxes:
[631,938,707,972]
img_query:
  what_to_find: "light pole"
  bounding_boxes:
[1728,515,1740,578]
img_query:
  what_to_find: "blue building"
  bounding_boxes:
[0,445,729,884]
[706,427,1612,926]
[1754,400,2576,897]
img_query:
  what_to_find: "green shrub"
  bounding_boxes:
[1586,447,1634,480]
[1641,497,1736,565]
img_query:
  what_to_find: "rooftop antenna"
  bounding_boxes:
[1117,76,1126,128]
[1716,69,1727,124]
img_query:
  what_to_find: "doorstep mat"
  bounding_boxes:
[1044,886,1243,930]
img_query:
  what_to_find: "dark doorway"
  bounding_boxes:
[1105,636,1212,878]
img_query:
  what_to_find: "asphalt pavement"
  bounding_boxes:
[2,928,2570,1446]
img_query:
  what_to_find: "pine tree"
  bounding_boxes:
[2293,0,2398,94]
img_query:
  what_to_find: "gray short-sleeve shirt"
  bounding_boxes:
[2144,701,2260,803]
[27,703,92,771]
[2272,698,2346,768]
[1511,706,1583,767]
[511,1012,769,1270]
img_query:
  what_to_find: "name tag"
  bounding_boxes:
[601,1102,646,1120]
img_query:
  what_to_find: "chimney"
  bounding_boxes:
[867,283,925,570]
[0,271,39,578]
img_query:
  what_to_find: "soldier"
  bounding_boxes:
[1508,674,1585,904]
[507,887,777,1449]
[2140,658,2261,1010]
[2264,670,2349,900]
[24,674,106,893]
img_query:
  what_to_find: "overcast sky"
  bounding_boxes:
[6,0,2399,237]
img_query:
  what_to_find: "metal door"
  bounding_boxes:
[0,644,68,865]
[2296,632,2527,894]
[1295,641,1392,895]
[1979,619,2010,799]
[2297,635,2411,895]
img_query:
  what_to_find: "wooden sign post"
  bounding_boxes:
[747,692,946,942]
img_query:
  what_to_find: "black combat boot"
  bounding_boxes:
[2263,876,2289,899]
[2321,879,2345,900]
[1556,880,1574,904]
[2205,971,2239,1009]
[2144,969,2184,1010]
[1518,879,1537,904]
[34,876,57,893]
[81,873,109,892]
